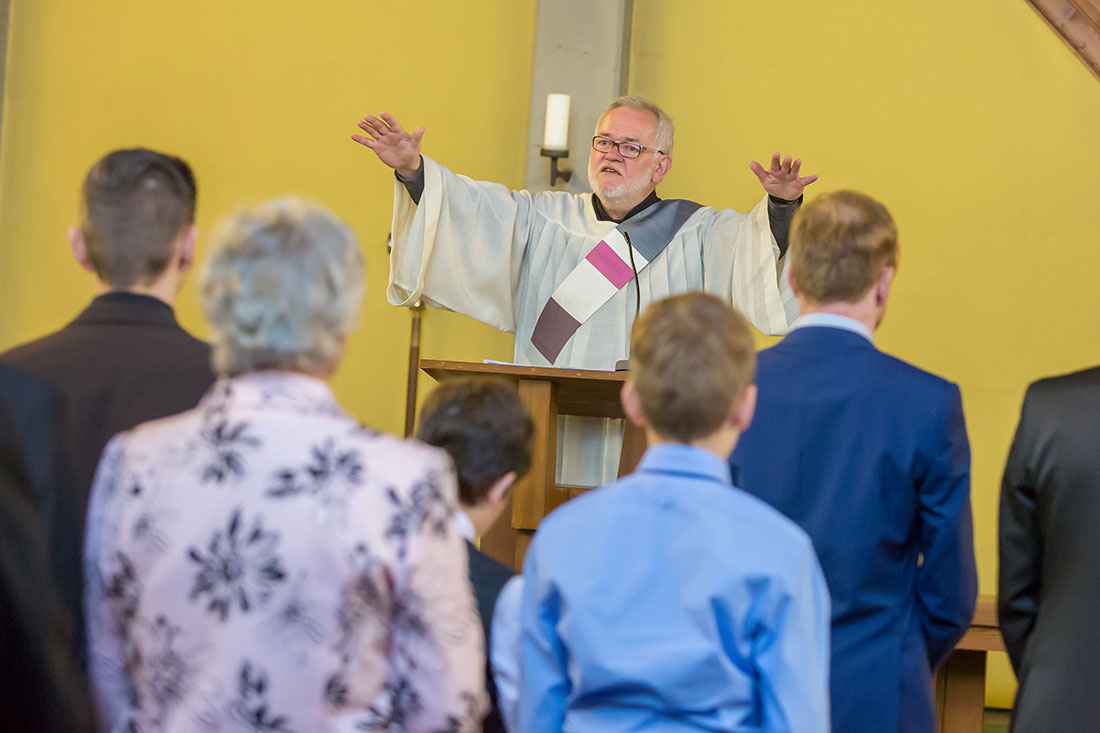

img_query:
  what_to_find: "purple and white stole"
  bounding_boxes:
[531,198,703,364]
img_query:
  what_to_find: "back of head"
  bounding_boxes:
[200,198,365,377]
[630,292,756,442]
[790,190,898,305]
[600,95,675,154]
[416,379,534,506]
[80,148,196,288]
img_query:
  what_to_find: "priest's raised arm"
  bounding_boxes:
[351,99,819,372]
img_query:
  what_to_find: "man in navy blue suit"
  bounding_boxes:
[730,190,977,733]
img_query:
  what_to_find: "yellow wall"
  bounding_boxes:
[5,0,1097,711]
[629,0,1100,706]
[0,0,530,436]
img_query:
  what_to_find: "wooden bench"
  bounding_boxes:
[935,595,1004,733]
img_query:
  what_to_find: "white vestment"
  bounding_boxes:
[389,156,796,486]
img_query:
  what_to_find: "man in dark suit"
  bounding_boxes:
[1,148,216,654]
[999,366,1100,731]
[1,148,215,519]
[417,379,533,733]
[729,190,977,733]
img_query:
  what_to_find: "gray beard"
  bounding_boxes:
[588,168,655,214]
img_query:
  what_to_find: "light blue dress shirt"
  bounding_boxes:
[519,443,832,732]
[788,312,874,343]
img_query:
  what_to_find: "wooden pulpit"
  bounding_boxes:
[419,359,646,569]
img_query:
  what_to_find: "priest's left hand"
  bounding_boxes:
[749,153,819,200]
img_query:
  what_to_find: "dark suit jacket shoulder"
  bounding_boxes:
[2,293,216,668]
[1,292,216,517]
[0,411,93,732]
[999,365,1100,731]
[466,540,513,733]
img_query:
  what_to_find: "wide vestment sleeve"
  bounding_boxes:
[695,196,793,336]
[388,155,535,334]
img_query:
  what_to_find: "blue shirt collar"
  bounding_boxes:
[635,443,733,486]
[790,312,874,343]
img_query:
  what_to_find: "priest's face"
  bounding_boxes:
[588,107,671,212]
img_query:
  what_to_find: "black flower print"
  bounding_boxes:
[188,508,286,621]
[390,564,480,676]
[131,615,206,727]
[228,660,293,732]
[101,551,142,634]
[260,573,327,657]
[324,671,350,707]
[357,678,422,732]
[431,693,481,733]
[265,439,366,517]
[130,506,179,555]
[384,470,454,559]
[334,544,392,658]
[198,418,261,483]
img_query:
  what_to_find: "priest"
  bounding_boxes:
[352,96,818,484]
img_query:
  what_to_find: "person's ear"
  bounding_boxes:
[651,154,672,184]
[177,224,198,274]
[731,384,757,433]
[875,266,895,308]
[621,380,649,428]
[487,471,517,506]
[787,261,800,298]
[69,226,96,273]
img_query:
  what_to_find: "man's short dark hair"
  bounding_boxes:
[80,148,197,288]
[416,379,534,506]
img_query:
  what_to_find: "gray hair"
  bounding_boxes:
[598,96,675,155]
[201,198,365,377]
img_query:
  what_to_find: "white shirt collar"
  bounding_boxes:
[790,312,875,343]
[454,510,477,543]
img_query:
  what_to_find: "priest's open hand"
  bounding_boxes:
[749,153,819,201]
[352,112,424,177]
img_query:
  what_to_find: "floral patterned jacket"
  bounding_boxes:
[84,372,486,732]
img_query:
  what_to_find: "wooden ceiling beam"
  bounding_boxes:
[1027,0,1100,83]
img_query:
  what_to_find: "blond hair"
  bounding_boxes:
[790,191,898,305]
[630,293,755,442]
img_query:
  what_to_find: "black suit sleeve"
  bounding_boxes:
[0,423,93,731]
[998,386,1043,672]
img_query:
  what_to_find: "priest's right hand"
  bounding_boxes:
[351,112,424,177]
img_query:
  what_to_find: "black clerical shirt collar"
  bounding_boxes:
[592,189,661,223]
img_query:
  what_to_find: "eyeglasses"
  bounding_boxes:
[591,136,665,159]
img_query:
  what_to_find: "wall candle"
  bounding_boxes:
[543,93,570,150]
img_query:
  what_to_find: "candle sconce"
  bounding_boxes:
[541,147,572,187]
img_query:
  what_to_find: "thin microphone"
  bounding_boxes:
[617,230,641,371]
[622,230,641,318]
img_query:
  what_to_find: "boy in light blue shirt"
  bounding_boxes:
[520,292,831,732]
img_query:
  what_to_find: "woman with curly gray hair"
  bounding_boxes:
[84,199,487,732]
